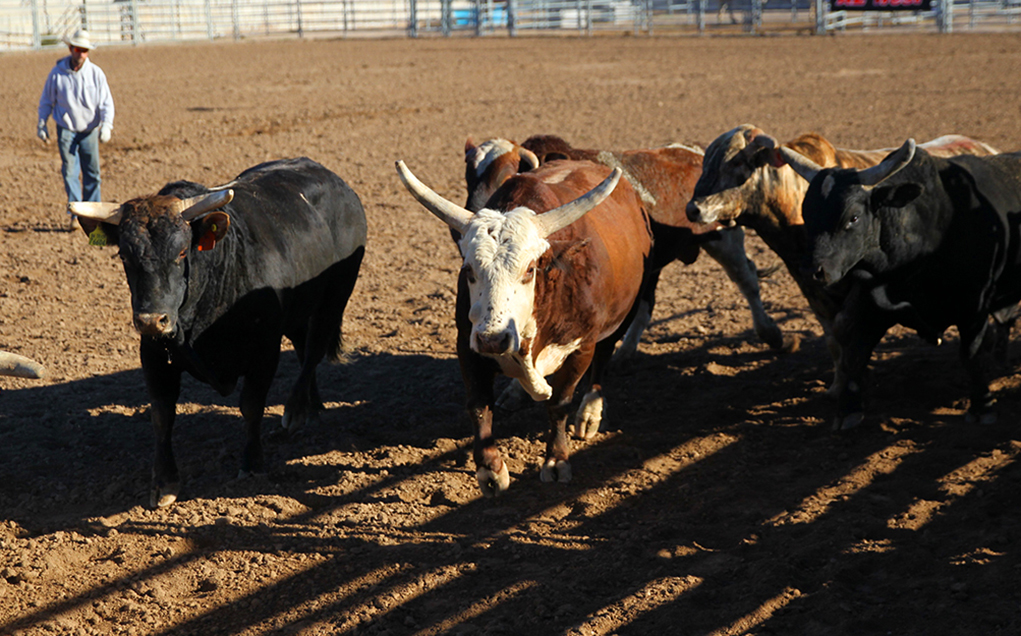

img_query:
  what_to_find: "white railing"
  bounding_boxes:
[1,0,1019,50]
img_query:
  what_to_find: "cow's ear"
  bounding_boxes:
[192,211,230,251]
[77,218,120,246]
[872,183,923,210]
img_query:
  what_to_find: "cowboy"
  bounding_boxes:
[37,28,115,208]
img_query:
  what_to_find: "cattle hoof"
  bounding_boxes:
[540,458,572,484]
[776,333,800,354]
[476,464,511,497]
[573,392,604,439]
[495,380,530,412]
[833,412,864,431]
[281,409,307,431]
[150,483,180,509]
[965,411,998,425]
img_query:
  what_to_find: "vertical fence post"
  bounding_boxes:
[815,0,827,33]
[508,0,516,36]
[408,0,417,37]
[231,0,240,39]
[475,0,482,36]
[204,0,214,40]
[751,0,762,32]
[129,0,140,42]
[940,0,954,32]
[31,0,41,49]
[296,0,303,37]
[442,0,451,35]
[697,0,706,33]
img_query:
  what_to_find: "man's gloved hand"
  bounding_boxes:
[37,119,49,143]
[99,124,112,143]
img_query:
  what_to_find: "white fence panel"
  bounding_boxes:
[3,0,1021,50]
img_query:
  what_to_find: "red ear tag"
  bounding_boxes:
[197,230,216,252]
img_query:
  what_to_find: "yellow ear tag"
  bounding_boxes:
[88,226,108,246]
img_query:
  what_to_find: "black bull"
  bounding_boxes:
[785,141,1021,430]
[74,157,366,507]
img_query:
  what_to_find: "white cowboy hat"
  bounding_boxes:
[64,28,96,50]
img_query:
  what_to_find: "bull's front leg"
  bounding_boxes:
[461,352,506,496]
[702,227,786,351]
[541,345,595,484]
[141,341,182,508]
[959,318,996,424]
[830,301,889,431]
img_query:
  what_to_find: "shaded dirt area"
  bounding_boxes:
[2,32,1021,636]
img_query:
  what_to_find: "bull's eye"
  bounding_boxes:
[845,215,859,229]
[522,265,536,284]
[177,248,188,263]
[464,265,476,284]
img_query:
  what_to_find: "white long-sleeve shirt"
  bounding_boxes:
[38,56,115,133]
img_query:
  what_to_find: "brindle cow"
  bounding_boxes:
[686,125,999,396]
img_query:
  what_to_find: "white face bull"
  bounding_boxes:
[459,207,546,356]
[396,160,621,385]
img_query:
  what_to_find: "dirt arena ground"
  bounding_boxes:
[2,32,1021,636]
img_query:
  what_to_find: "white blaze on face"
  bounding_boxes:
[459,207,548,357]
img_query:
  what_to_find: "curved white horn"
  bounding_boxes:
[857,139,916,186]
[69,201,122,224]
[778,146,825,183]
[179,189,234,221]
[0,352,45,379]
[396,160,475,234]
[518,147,540,172]
[534,167,622,238]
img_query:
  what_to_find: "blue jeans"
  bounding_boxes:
[57,126,101,203]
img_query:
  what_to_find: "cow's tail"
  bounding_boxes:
[325,321,351,365]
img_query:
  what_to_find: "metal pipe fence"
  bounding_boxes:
[2,0,1019,50]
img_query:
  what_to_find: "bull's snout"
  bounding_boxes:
[134,313,174,337]
[685,200,707,223]
[474,331,513,355]
[682,201,714,226]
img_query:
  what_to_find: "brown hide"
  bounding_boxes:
[480,161,652,359]
[522,135,708,231]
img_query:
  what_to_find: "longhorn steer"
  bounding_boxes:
[781,140,1021,429]
[686,125,1000,398]
[464,136,785,362]
[71,157,366,507]
[398,159,651,496]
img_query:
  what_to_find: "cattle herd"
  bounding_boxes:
[6,123,1019,509]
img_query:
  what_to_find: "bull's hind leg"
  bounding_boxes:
[238,347,279,478]
[283,251,362,431]
[960,319,997,424]
[701,228,786,351]
[612,269,657,366]
[572,337,617,440]
[541,345,595,484]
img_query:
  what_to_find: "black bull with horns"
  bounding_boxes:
[72,157,367,507]
[782,140,1021,430]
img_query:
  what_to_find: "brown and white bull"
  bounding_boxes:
[465,136,786,363]
[686,124,999,395]
[397,159,651,496]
